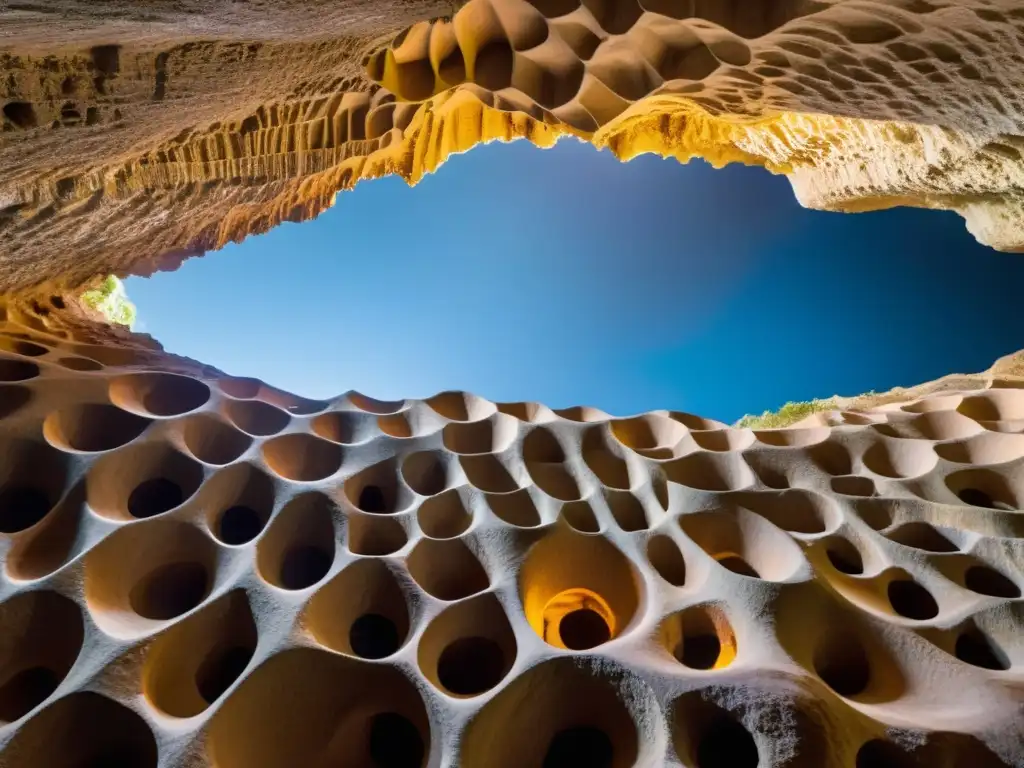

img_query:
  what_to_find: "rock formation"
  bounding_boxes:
[0,298,1017,767]
[4,1,1024,292]
[2,1,1024,766]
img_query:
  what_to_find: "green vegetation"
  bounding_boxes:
[80,275,137,328]
[736,398,838,430]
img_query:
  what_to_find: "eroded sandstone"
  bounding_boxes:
[3,1,1024,292]
[0,298,1017,767]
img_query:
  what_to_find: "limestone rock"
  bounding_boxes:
[4,1,1024,291]
[0,300,1018,766]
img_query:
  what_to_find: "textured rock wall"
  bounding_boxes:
[0,301,1019,767]
[3,1,1024,291]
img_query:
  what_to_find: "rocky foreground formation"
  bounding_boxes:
[4,0,1024,291]
[3,2,1024,766]
[0,299,1016,767]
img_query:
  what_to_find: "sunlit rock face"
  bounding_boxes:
[3,0,1024,292]
[0,300,1016,766]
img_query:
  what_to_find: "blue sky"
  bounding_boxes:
[126,138,1024,423]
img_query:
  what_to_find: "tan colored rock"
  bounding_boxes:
[4,1,1024,291]
[0,300,1017,766]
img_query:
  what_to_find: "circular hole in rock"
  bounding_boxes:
[1,690,159,768]
[217,505,264,545]
[224,398,290,436]
[826,542,864,575]
[888,522,959,553]
[680,634,721,670]
[196,645,254,704]
[4,340,47,358]
[0,667,60,723]
[648,534,687,586]
[660,605,736,672]
[887,580,939,620]
[350,614,401,660]
[45,403,150,452]
[957,487,1003,509]
[814,636,870,697]
[0,359,39,381]
[368,712,425,768]
[417,490,470,539]
[964,565,1020,598]
[697,716,759,768]
[262,433,342,482]
[562,501,599,533]
[559,609,611,651]
[359,485,387,513]
[543,727,614,768]
[0,591,83,725]
[127,477,183,518]
[111,372,210,417]
[0,486,51,533]
[955,630,1009,671]
[856,739,912,768]
[279,545,332,590]
[717,555,760,578]
[130,561,209,620]
[437,637,506,696]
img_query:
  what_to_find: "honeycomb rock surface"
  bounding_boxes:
[0,301,1020,767]
[5,1,1024,291]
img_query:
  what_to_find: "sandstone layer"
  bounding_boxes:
[3,1,1024,292]
[0,299,1017,767]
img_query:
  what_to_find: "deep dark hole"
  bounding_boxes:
[90,44,121,74]
[3,102,37,129]
[963,565,1021,598]
[195,645,254,704]
[816,644,870,697]
[217,505,263,545]
[543,727,614,768]
[0,385,33,419]
[153,71,167,101]
[856,739,913,768]
[826,547,864,575]
[892,524,959,553]
[368,712,424,768]
[697,717,760,768]
[13,340,47,357]
[279,545,332,589]
[436,636,505,695]
[127,478,183,518]
[83,750,152,768]
[50,295,66,309]
[955,631,1009,671]
[140,378,210,416]
[350,613,400,660]
[678,633,721,670]
[559,609,611,651]
[359,485,388,513]
[0,486,51,533]
[887,580,939,620]
[0,360,39,382]
[131,562,208,620]
[718,555,760,578]
[957,487,998,509]
[0,666,60,722]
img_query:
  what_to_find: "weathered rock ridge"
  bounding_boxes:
[0,297,1018,767]
[3,0,1024,291]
